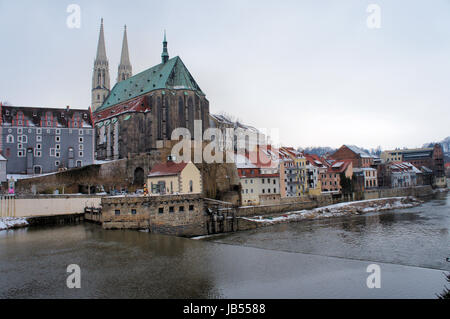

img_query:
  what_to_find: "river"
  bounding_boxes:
[0,192,448,298]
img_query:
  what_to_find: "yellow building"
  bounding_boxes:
[381,150,403,163]
[280,147,308,197]
[147,161,202,195]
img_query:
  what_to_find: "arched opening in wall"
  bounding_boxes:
[134,167,145,186]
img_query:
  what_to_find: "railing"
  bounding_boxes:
[0,195,16,218]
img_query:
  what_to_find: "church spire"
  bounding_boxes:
[96,18,107,60]
[161,30,169,64]
[92,18,111,111]
[117,25,132,82]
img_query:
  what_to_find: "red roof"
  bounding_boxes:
[148,161,188,177]
[444,163,450,168]
[94,96,149,123]
[327,160,352,173]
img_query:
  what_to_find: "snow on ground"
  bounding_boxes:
[242,197,422,224]
[0,218,29,231]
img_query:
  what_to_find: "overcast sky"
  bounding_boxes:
[1,0,449,150]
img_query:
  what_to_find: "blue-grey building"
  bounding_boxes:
[0,105,94,175]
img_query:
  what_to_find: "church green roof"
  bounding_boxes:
[96,56,204,112]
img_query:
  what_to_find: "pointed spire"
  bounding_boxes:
[120,25,131,65]
[96,18,107,60]
[161,30,169,64]
[117,24,132,82]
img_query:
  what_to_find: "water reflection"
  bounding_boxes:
[0,193,448,298]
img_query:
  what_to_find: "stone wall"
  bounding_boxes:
[363,185,433,200]
[101,194,207,237]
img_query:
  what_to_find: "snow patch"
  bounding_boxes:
[0,218,29,231]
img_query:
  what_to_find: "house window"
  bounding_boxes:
[179,206,185,212]
[169,206,174,213]
[189,205,194,211]
[115,210,120,216]
[131,209,137,215]
[158,207,164,214]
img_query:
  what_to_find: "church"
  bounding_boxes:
[91,19,210,160]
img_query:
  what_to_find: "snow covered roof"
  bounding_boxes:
[345,145,372,158]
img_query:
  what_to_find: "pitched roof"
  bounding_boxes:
[96,56,204,112]
[148,161,188,177]
[1,105,93,128]
[344,145,372,158]
[327,160,352,173]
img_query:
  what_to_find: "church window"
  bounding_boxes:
[36,128,41,135]
[189,180,193,193]
[17,150,24,157]
[56,144,60,150]
[97,95,100,101]
[6,135,14,143]
[79,129,83,135]
[79,144,83,151]
[55,136,60,142]
[55,151,60,158]
[79,151,83,157]
[36,135,42,142]
[17,128,23,134]
[55,161,60,167]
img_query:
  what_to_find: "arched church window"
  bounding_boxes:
[6,135,14,143]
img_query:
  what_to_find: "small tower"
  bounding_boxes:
[92,18,111,111]
[117,25,132,83]
[161,30,169,64]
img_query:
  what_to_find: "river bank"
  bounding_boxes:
[0,217,29,231]
[240,196,423,226]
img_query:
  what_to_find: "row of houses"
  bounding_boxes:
[235,143,447,206]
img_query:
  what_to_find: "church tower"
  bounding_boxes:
[92,18,111,111]
[117,25,132,83]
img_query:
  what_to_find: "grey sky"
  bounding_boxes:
[1,0,449,150]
